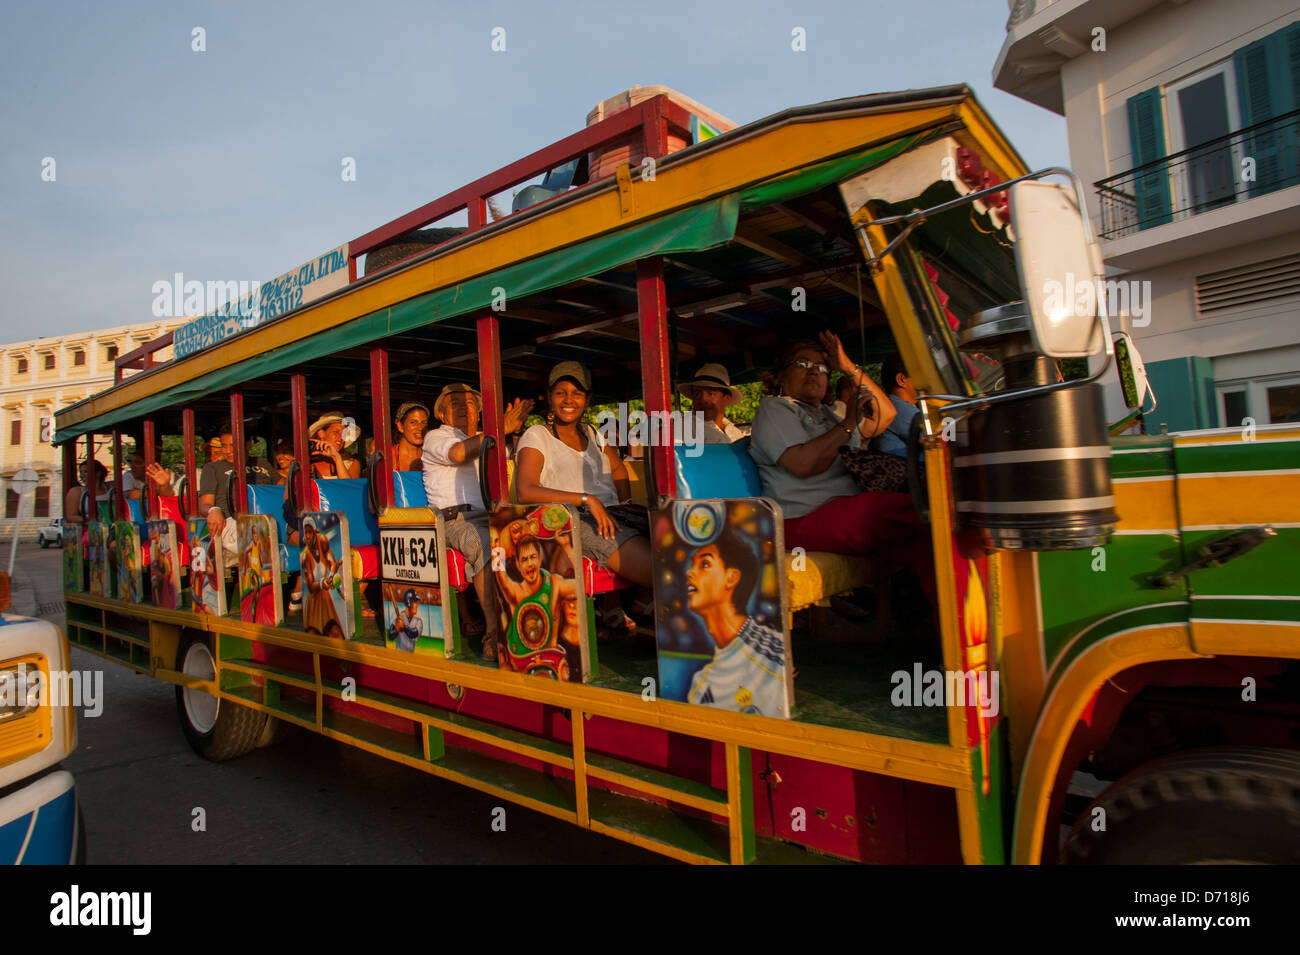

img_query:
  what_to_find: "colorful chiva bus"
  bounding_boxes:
[53,86,1300,865]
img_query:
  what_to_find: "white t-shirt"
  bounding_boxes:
[687,618,789,717]
[421,426,483,510]
[514,425,620,506]
[120,471,147,496]
[703,417,744,444]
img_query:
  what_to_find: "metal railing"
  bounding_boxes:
[1095,109,1300,239]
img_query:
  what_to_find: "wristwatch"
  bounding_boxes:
[580,493,589,509]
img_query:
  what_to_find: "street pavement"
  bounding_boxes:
[7,540,663,864]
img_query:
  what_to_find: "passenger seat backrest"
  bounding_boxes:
[313,478,380,547]
[674,439,762,499]
[393,471,429,508]
[247,483,300,573]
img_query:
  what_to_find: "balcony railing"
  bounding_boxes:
[1095,109,1300,240]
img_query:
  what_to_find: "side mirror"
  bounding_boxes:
[1010,179,1106,358]
[1114,333,1150,411]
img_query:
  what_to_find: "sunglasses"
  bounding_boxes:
[789,359,830,375]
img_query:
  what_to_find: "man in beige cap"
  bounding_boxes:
[422,382,534,659]
[678,363,745,444]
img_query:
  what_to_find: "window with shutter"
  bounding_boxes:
[1234,24,1300,197]
[34,486,50,518]
[1127,88,1172,229]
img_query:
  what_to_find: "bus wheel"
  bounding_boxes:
[256,715,298,748]
[1063,747,1300,864]
[175,632,267,761]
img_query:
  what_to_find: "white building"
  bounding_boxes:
[0,319,186,535]
[995,0,1300,431]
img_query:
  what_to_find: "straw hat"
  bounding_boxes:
[676,363,742,403]
[433,384,481,420]
[307,414,343,438]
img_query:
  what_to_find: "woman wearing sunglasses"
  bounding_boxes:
[749,332,934,606]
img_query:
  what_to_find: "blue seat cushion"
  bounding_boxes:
[312,478,380,547]
[393,471,429,508]
[675,438,762,499]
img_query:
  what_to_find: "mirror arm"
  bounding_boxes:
[924,315,1113,416]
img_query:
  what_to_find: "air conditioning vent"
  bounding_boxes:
[1195,253,1300,316]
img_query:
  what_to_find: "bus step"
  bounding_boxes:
[584,750,728,816]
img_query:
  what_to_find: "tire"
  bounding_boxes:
[175,631,267,762]
[38,537,47,549]
[256,715,299,748]
[1063,747,1300,864]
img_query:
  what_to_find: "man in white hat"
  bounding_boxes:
[422,382,534,660]
[678,363,745,444]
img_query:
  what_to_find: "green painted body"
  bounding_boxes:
[1038,430,1299,682]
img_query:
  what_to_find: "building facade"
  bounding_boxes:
[995,0,1300,432]
[0,319,186,535]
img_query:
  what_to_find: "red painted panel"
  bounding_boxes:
[754,752,961,863]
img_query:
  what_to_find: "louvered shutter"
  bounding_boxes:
[1126,88,1172,228]
[1234,28,1298,196]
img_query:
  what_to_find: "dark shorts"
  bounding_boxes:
[576,504,648,568]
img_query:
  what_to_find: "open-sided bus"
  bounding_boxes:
[55,85,1300,865]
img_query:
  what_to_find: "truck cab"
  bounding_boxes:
[0,610,81,864]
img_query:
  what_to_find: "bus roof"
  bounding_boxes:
[55,83,1025,443]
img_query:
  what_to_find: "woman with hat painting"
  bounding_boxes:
[514,361,654,629]
[308,412,361,479]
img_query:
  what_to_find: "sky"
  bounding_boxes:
[0,0,1066,345]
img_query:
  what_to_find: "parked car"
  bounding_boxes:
[37,519,65,548]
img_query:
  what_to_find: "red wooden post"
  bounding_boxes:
[641,96,670,161]
[291,373,310,511]
[182,408,198,516]
[142,419,158,519]
[112,430,126,520]
[229,391,247,516]
[476,313,506,505]
[468,197,486,231]
[369,348,394,509]
[84,433,97,521]
[61,441,76,513]
[638,256,675,500]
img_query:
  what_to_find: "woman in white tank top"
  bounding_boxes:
[514,362,653,593]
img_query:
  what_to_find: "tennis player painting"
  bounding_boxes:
[487,504,591,683]
[650,499,792,718]
[237,515,283,626]
[300,511,352,640]
[188,518,225,616]
[147,520,181,610]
